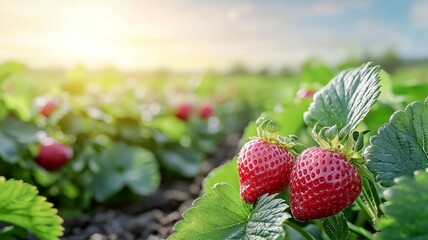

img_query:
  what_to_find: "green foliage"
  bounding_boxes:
[299,58,335,85]
[157,144,204,178]
[0,62,25,82]
[322,213,349,240]
[0,177,63,240]
[0,116,39,144]
[240,99,311,147]
[0,132,19,163]
[0,101,6,120]
[202,158,239,194]
[0,115,39,163]
[366,97,428,187]
[0,59,428,231]
[91,143,160,201]
[170,183,289,240]
[149,116,187,142]
[304,63,381,135]
[170,61,428,240]
[375,169,428,240]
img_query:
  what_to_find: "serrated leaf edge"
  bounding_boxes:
[0,177,63,240]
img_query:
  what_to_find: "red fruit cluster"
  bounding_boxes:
[290,147,362,221]
[36,138,73,172]
[238,138,295,203]
[175,103,214,121]
[237,141,362,221]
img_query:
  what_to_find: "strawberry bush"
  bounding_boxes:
[169,63,428,239]
[1,59,426,239]
[0,177,63,240]
[0,62,278,214]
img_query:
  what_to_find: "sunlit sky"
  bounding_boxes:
[1,0,427,71]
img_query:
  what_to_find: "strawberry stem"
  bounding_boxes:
[357,165,383,219]
[355,197,377,226]
[284,220,316,240]
[311,124,368,160]
[255,116,306,156]
[347,222,372,239]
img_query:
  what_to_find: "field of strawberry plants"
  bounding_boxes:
[0,59,427,240]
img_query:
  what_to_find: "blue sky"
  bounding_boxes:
[0,0,427,71]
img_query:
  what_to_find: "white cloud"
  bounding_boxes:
[411,0,428,27]
[311,0,371,16]
[228,4,255,20]
[355,21,397,38]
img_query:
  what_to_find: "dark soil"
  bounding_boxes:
[62,133,241,240]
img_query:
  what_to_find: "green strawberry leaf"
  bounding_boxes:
[0,177,63,240]
[170,183,290,240]
[202,158,239,194]
[149,116,187,142]
[0,115,39,144]
[322,213,349,240]
[0,132,19,163]
[366,97,428,187]
[157,144,204,178]
[0,116,40,163]
[375,169,428,240]
[0,225,28,240]
[0,101,6,120]
[91,143,160,201]
[304,63,381,135]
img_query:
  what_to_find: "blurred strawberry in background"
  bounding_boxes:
[175,103,194,121]
[36,97,59,117]
[199,103,214,119]
[295,88,315,103]
[36,138,73,171]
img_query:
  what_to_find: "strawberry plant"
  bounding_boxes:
[0,62,246,214]
[0,177,63,240]
[169,63,428,239]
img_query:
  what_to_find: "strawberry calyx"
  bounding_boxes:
[311,123,368,163]
[255,117,305,156]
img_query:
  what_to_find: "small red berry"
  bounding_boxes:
[37,98,59,117]
[290,147,362,221]
[295,89,315,103]
[199,104,213,119]
[238,138,295,203]
[175,103,193,121]
[36,138,73,172]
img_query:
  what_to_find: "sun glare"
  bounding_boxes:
[55,2,136,69]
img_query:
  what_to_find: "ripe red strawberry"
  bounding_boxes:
[37,98,59,117]
[238,138,295,203]
[290,147,362,221]
[36,138,73,172]
[175,103,193,121]
[199,103,213,119]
